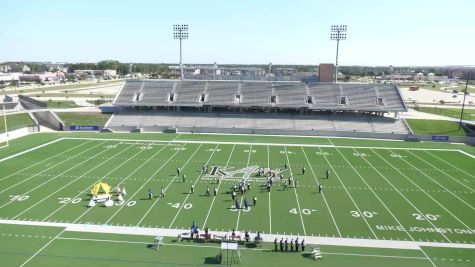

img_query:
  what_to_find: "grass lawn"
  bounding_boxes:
[405,119,472,136]
[45,100,80,109]
[414,106,475,121]
[0,113,36,132]
[0,133,474,266]
[5,80,122,94]
[56,112,111,127]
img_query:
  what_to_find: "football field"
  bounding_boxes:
[0,133,474,266]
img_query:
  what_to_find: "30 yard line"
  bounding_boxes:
[318,146,378,239]
[104,143,188,225]
[71,142,179,224]
[14,143,138,220]
[372,149,473,232]
[203,144,236,228]
[168,144,220,228]
[42,143,149,221]
[301,146,341,237]
[355,148,452,243]
[389,149,475,212]
[136,143,204,226]
[284,146,306,236]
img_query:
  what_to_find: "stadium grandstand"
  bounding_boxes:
[106,80,409,136]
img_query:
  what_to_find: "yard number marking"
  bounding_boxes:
[169,202,192,210]
[58,197,81,204]
[9,195,29,201]
[412,213,441,221]
[351,210,378,218]
[289,208,316,215]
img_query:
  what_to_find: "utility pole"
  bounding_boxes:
[459,71,470,130]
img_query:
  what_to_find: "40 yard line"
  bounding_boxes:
[284,146,307,236]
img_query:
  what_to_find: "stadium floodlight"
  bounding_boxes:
[330,25,347,83]
[173,24,189,81]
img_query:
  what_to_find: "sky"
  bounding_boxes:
[0,0,474,66]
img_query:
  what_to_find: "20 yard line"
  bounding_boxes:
[168,144,220,228]
[136,143,204,226]
[317,146,378,239]
[284,146,307,236]
[301,146,341,237]
[203,144,236,228]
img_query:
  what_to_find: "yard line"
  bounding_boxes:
[424,150,475,180]
[390,149,475,211]
[18,228,66,267]
[372,149,474,231]
[284,146,307,236]
[0,140,105,195]
[407,150,474,192]
[420,248,438,267]
[203,144,236,228]
[0,137,64,163]
[168,144,220,228]
[13,143,138,220]
[136,143,204,226]
[72,142,180,224]
[0,140,91,182]
[335,147,417,241]
[355,148,452,243]
[301,146,341,237]
[41,143,148,221]
[267,145,272,234]
[103,143,188,225]
[317,146,378,239]
[235,144,252,231]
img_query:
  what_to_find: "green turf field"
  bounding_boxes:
[56,112,111,127]
[0,133,474,266]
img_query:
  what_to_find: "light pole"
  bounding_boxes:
[459,71,470,130]
[173,24,189,81]
[330,25,347,83]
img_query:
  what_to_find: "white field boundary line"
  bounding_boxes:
[0,139,91,183]
[168,144,220,228]
[0,140,108,201]
[54,236,430,260]
[425,150,475,180]
[391,149,475,212]
[13,143,139,220]
[203,144,236,228]
[136,143,204,226]
[335,147,420,242]
[372,149,474,232]
[0,137,65,163]
[284,146,307,236]
[59,136,471,153]
[103,143,187,225]
[420,248,438,267]
[318,146,378,239]
[2,219,475,250]
[70,142,179,224]
[41,143,149,221]
[235,144,252,231]
[355,148,453,243]
[406,150,475,192]
[18,228,67,267]
[267,145,272,234]
[301,146,341,237]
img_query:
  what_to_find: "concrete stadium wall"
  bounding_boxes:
[19,95,46,109]
[32,111,64,131]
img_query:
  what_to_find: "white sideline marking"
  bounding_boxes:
[284,146,307,236]
[301,146,341,237]
[203,144,236,228]
[0,139,90,183]
[0,137,64,163]
[2,219,475,251]
[168,144,220,228]
[18,228,66,267]
[359,148,452,243]
[318,146,378,239]
[136,143,204,226]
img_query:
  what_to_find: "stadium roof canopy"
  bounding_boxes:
[113,80,407,112]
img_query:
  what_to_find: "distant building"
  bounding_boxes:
[22,65,31,72]
[0,64,11,73]
[319,63,335,82]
